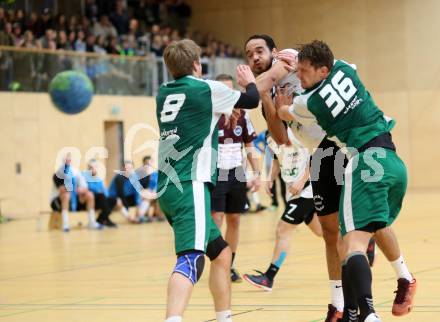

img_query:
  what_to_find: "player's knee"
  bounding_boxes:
[206,236,230,262]
[226,214,240,227]
[213,244,232,268]
[276,221,292,240]
[173,251,205,285]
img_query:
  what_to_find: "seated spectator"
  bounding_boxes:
[57,30,71,50]
[74,30,86,51]
[83,159,117,228]
[55,13,67,32]
[137,155,164,222]
[50,153,102,232]
[106,35,120,54]
[107,160,149,223]
[128,18,142,39]
[150,33,163,56]
[41,8,54,33]
[85,33,98,52]
[93,15,117,39]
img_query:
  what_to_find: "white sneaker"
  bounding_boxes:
[364,312,381,322]
[88,222,103,230]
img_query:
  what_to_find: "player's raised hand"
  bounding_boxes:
[225,108,241,129]
[275,51,297,72]
[236,64,256,88]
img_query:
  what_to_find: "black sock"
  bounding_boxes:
[342,263,358,321]
[346,253,375,321]
[265,263,279,281]
[231,252,236,268]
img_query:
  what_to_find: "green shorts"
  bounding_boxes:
[158,181,221,254]
[339,148,407,235]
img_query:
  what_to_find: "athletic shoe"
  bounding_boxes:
[325,304,343,322]
[88,222,104,230]
[392,274,417,316]
[138,216,152,224]
[230,268,242,283]
[250,204,267,213]
[366,238,376,267]
[63,227,70,232]
[243,270,273,291]
[98,218,118,228]
[364,312,381,322]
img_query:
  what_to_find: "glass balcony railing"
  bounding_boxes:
[0,46,244,96]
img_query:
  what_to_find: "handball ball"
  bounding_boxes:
[49,71,94,115]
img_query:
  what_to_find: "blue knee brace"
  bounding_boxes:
[173,251,205,284]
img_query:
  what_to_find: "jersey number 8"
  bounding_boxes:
[318,71,357,117]
[160,94,186,123]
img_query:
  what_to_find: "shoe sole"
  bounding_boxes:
[392,279,417,316]
[231,278,243,283]
[243,275,272,292]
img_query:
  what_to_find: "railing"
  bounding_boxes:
[0,46,244,97]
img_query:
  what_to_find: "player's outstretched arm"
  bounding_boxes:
[255,60,289,94]
[262,92,288,144]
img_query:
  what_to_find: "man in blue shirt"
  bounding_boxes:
[83,159,117,228]
[108,160,150,223]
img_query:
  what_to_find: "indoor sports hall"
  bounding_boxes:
[0,1,438,321]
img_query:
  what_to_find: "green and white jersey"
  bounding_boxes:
[156,75,240,190]
[289,60,395,150]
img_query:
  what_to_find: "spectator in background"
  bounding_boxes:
[50,154,102,232]
[134,0,160,28]
[68,15,78,33]
[119,36,135,56]
[26,11,43,38]
[55,13,67,32]
[22,30,35,48]
[138,155,164,222]
[107,161,150,223]
[0,8,6,30]
[128,18,142,39]
[93,15,117,39]
[83,159,117,228]
[150,33,163,56]
[74,30,86,51]
[12,23,24,47]
[14,9,26,28]
[41,8,53,34]
[106,35,120,54]
[85,0,99,22]
[40,28,56,48]
[95,34,107,54]
[80,16,92,34]
[110,0,129,35]
[85,33,98,52]
[57,30,71,50]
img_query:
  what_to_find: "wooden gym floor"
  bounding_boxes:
[0,189,439,322]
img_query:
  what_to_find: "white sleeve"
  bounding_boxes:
[205,80,241,117]
[288,95,318,126]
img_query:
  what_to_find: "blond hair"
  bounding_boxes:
[163,39,201,79]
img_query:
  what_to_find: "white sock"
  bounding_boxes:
[216,310,232,322]
[329,280,344,312]
[390,255,412,282]
[87,209,97,227]
[61,209,69,230]
[138,200,150,217]
[251,192,260,204]
[165,316,182,322]
[120,207,129,218]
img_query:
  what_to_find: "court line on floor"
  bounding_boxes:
[203,308,264,322]
[0,297,105,319]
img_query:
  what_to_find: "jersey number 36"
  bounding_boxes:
[318,71,356,117]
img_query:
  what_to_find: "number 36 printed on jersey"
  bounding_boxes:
[318,71,357,117]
